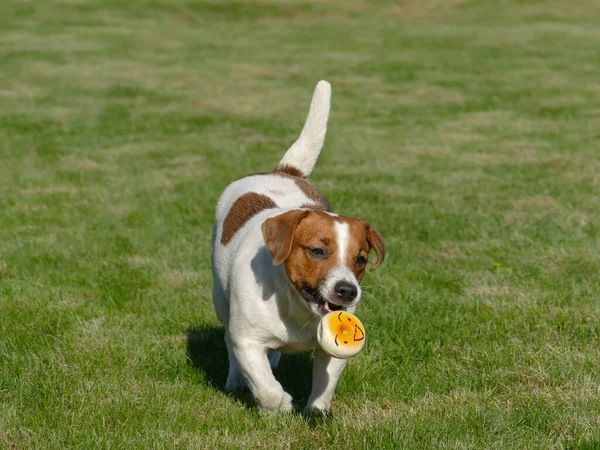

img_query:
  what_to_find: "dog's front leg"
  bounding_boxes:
[232,339,293,413]
[305,346,348,415]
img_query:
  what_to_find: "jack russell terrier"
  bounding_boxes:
[211,80,385,414]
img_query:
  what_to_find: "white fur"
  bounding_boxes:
[337,221,349,263]
[211,81,351,414]
[322,222,362,305]
[278,80,331,177]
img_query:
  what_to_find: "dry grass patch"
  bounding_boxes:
[59,156,115,173]
[383,0,470,19]
[126,255,158,269]
[2,0,600,448]
[447,110,517,130]
[511,195,559,210]
[518,1,600,20]
[160,270,200,287]
[401,143,454,157]
[376,84,466,107]
[469,283,510,298]
[165,155,212,180]
[235,63,306,81]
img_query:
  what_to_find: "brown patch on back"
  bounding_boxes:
[294,178,331,211]
[221,193,277,245]
[238,170,331,212]
[300,203,322,210]
[275,164,304,178]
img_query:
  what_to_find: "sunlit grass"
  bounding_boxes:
[1,0,599,448]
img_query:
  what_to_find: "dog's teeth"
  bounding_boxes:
[327,301,344,312]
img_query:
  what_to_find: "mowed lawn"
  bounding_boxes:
[1,0,600,448]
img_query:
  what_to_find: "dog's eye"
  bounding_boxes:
[355,256,367,266]
[309,248,325,258]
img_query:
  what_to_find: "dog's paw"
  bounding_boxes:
[304,400,332,418]
[259,390,293,414]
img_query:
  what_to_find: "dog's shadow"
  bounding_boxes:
[186,326,314,409]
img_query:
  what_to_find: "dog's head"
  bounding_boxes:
[262,210,385,316]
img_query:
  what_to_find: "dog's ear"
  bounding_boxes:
[262,210,309,266]
[366,226,385,271]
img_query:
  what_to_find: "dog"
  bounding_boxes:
[211,81,385,414]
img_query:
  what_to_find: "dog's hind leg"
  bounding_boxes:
[211,275,229,326]
[224,330,247,392]
[212,280,247,392]
[268,350,281,370]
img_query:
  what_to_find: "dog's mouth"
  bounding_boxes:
[300,285,345,315]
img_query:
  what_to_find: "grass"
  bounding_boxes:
[1,0,600,448]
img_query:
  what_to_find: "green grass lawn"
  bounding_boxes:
[2,0,600,448]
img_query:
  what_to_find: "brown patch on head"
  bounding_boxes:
[366,227,385,270]
[341,218,372,282]
[271,211,339,292]
[275,163,304,178]
[262,211,385,297]
[221,193,277,245]
[335,218,385,281]
[262,210,309,265]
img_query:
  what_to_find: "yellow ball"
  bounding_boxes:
[317,311,366,359]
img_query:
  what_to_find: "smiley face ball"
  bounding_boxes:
[317,311,366,359]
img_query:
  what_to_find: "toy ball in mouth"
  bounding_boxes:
[317,311,366,359]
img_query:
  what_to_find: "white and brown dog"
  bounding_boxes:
[211,81,385,414]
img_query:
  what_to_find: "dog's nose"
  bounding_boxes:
[334,281,358,302]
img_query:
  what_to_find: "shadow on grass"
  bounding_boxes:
[186,326,229,390]
[186,325,315,409]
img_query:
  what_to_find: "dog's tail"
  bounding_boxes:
[275,80,331,178]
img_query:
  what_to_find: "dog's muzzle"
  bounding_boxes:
[300,285,346,315]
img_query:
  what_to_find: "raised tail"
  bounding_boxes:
[275,80,331,178]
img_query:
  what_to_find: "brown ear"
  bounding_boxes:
[367,227,385,271]
[261,210,309,266]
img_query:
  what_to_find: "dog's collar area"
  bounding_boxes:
[300,285,345,315]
